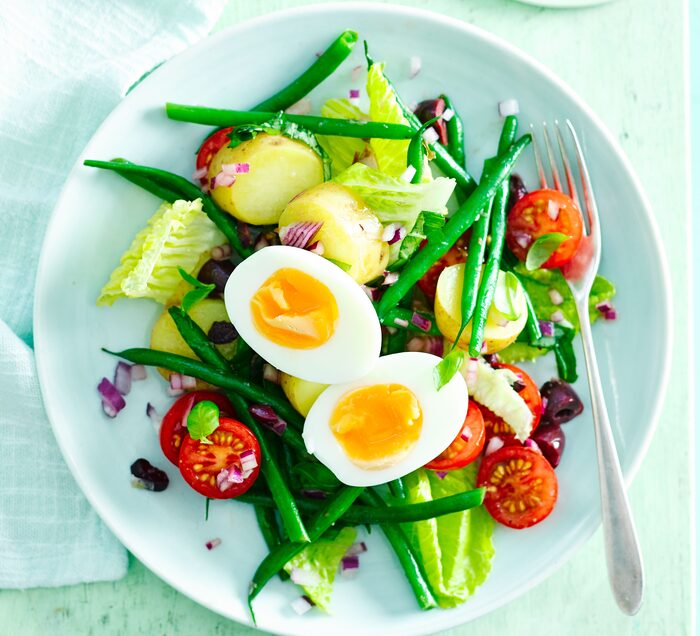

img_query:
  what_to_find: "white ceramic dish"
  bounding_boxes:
[513,0,613,8]
[34,3,671,635]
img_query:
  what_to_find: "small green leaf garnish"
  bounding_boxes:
[525,232,568,271]
[178,266,215,313]
[493,271,521,320]
[433,349,465,391]
[326,258,352,272]
[187,400,220,444]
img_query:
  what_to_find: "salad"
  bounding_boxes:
[88,30,616,617]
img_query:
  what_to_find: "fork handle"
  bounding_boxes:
[575,298,644,614]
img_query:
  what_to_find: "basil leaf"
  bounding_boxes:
[292,462,341,492]
[178,267,215,313]
[187,400,220,444]
[493,271,521,320]
[525,232,568,271]
[433,349,465,391]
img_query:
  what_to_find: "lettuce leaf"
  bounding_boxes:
[402,466,495,608]
[98,199,225,305]
[284,526,356,611]
[317,98,369,176]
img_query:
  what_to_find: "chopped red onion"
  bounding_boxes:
[262,364,280,385]
[98,377,126,418]
[178,394,196,434]
[254,236,269,252]
[211,244,232,261]
[410,312,432,332]
[485,436,505,456]
[434,471,448,480]
[300,489,328,500]
[221,162,250,175]
[498,98,520,117]
[114,361,132,396]
[383,271,399,286]
[393,317,409,328]
[341,555,360,577]
[345,542,368,557]
[146,402,162,433]
[192,166,208,181]
[205,538,222,551]
[465,358,479,386]
[201,182,210,194]
[441,108,455,122]
[547,199,560,221]
[539,320,555,337]
[596,301,614,314]
[409,56,422,79]
[422,126,439,145]
[285,97,313,115]
[169,373,182,391]
[211,172,235,189]
[603,309,617,320]
[460,426,473,442]
[406,336,443,357]
[238,223,253,249]
[406,337,424,352]
[249,404,287,436]
[240,450,258,472]
[548,288,564,306]
[131,364,147,381]
[182,375,196,390]
[400,165,417,182]
[495,315,509,327]
[290,568,321,586]
[382,223,407,245]
[217,465,245,491]
[307,240,325,256]
[279,221,323,249]
[290,596,315,616]
[349,88,361,99]
[550,310,564,323]
[360,284,374,300]
[524,438,542,453]
[513,231,532,249]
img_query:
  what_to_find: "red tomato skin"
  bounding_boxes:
[417,234,469,301]
[477,445,558,529]
[425,401,486,471]
[196,127,234,181]
[506,189,584,269]
[179,417,261,500]
[159,391,234,466]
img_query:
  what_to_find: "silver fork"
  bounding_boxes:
[533,121,644,615]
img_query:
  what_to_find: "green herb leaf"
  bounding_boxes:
[493,271,521,320]
[187,400,220,444]
[434,349,465,391]
[292,462,341,492]
[525,232,568,271]
[326,258,352,272]
[178,266,215,313]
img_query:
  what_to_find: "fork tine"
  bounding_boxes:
[542,122,562,192]
[530,124,548,189]
[553,120,580,208]
[565,119,597,235]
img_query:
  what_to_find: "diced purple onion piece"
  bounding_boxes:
[595,300,614,314]
[205,538,222,550]
[524,438,541,454]
[345,542,368,557]
[550,310,564,323]
[434,471,448,480]
[410,312,432,332]
[248,404,287,436]
[98,377,126,418]
[604,309,617,320]
[279,221,323,249]
[498,98,520,117]
[192,166,208,181]
[114,362,132,396]
[307,240,325,256]
[181,375,197,390]
[262,364,280,385]
[548,288,564,306]
[341,555,360,571]
[538,320,555,337]
[221,162,249,175]
[409,55,422,78]
[383,271,399,286]
[290,568,321,586]
[484,436,505,456]
[394,317,409,328]
[290,595,315,616]
[460,426,472,442]
[131,364,147,381]
[254,236,269,252]
[547,199,560,221]
[146,402,162,433]
[349,88,360,99]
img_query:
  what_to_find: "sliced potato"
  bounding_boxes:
[278,182,389,284]
[209,133,324,225]
[280,372,328,417]
[150,298,237,384]
[435,264,527,354]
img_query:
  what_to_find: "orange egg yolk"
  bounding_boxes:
[250,267,339,349]
[329,384,423,469]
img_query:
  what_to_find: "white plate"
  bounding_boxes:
[513,0,613,8]
[34,3,671,635]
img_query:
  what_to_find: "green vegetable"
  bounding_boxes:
[254,506,289,581]
[97,199,224,305]
[440,94,466,167]
[325,258,352,272]
[402,466,495,608]
[292,462,341,493]
[283,526,357,610]
[186,400,220,443]
[525,232,568,270]
[177,267,215,313]
[381,308,442,336]
[493,271,521,320]
[317,98,369,175]
[388,211,446,270]
[433,348,465,391]
[407,116,440,184]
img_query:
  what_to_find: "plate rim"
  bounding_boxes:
[33,2,673,633]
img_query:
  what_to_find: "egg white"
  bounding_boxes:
[303,352,469,486]
[223,245,381,384]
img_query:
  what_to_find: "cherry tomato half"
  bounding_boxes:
[478,363,542,442]
[417,234,469,301]
[159,391,234,466]
[425,401,486,471]
[506,189,583,269]
[477,445,558,529]
[195,127,234,182]
[179,417,261,499]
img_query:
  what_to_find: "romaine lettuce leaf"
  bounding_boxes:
[98,199,225,305]
[284,526,356,611]
[402,466,495,608]
[317,98,369,176]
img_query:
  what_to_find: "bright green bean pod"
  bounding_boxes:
[440,94,466,167]
[406,116,440,184]
[388,478,407,500]
[375,134,532,318]
[254,506,290,581]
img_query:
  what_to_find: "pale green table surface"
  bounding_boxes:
[0,0,690,634]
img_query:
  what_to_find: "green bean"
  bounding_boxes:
[83,159,251,258]
[254,30,358,113]
[375,134,532,318]
[406,116,440,184]
[248,486,363,613]
[107,158,184,202]
[468,116,519,355]
[166,103,415,140]
[388,478,407,500]
[254,506,290,581]
[381,307,442,336]
[360,490,437,610]
[102,346,306,435]
[238,487,485,524]
[440,94,466,168]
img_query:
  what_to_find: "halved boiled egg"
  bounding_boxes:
[224,245,381,384]
[303,352,469,486]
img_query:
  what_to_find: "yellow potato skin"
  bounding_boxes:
[280,372,328,417]
[435,263,528,354]
[278,182,389,284]
[150,299,237,385]
[209,133,324,225]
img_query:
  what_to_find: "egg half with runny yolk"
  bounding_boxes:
[303,352,469,486]
[224,245,382,384]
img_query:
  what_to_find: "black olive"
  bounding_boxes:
[540,379,584,426]
[197,259,235,295]
[509,174,528,208]
[130,458,169,492]
[208,321,237,344]
[531,424,566,468]
[413,98,448,145]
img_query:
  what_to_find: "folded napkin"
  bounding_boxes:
[0,0,226,588]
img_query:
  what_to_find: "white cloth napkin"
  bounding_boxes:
[0,0,226,588]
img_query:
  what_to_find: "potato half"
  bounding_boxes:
[278,182,389,284]
[209,133,324,225]
[280,373,329,417]
[435,263,527,353]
